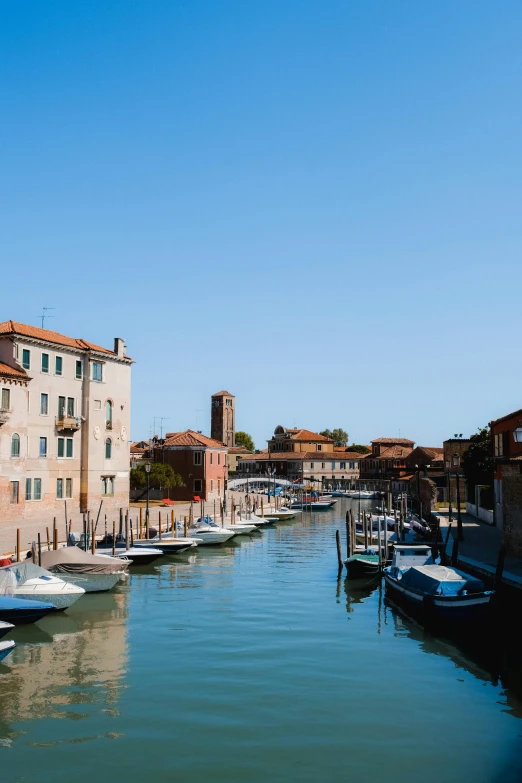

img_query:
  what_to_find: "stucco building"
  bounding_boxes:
[0,321,132,542]
[158,430,228,501]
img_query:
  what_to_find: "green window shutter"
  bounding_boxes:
[25,478,32,500]
[57,438,64,458]
[55,356,63,376]
[66,439,73,458]
[76,360,82,379]
[56,479,63,499]
[22,349,30,370]
[34,479,41,500]
[41,353,49,373]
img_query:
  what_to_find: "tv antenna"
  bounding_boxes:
[40,307,55,328]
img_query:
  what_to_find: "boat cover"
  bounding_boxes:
[0,561,59,593]
[399,565,485,596]
[40,547,127,574]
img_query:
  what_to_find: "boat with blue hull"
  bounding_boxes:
[384,545,494,623]
[0,640,15,663]
[0,596,56,624]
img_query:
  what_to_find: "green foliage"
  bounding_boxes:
[320,428,349,447]
[348,444,371,454]
[461,427,494,498]
[130,463,182,490]
[235,431,254,451]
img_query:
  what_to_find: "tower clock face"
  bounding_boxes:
[93,425,101,440]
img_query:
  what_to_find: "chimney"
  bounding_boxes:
[114,337,125,357]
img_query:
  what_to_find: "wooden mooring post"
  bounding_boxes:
[112,521,116,557]
[139,507,143,539]
[16,528,20,563]
[346,511,352,558]
[495,545,506,590]
[336,529,343,573]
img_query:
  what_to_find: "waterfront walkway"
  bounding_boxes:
[438,510,522,589]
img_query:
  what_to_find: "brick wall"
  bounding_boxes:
[501,464,522,557]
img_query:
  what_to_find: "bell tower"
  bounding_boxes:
[211,390,235,447]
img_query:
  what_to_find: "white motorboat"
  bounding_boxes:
[261,507,300,520]
[187,522,235,545]
[96,546,164,565]
[134,536,199,554]
[246,514,278,526]
[1,561,85,610]
[39,546,128,593]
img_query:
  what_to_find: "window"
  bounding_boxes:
[57,478,64,499]
[10,481,19,503]
[92,362,103,382]
[210,452,213,466]
[25,478,32,501]
[210,479,214,492]
[331,462,336,469]
[94,399,101,410]
[39,437,47,457]
[40,393,49,415]
[22,349,30,370]
[310,462,314,469]
[321,462,325,469]
[58,396,65,418]
[317,445,322,451]
[66,478,72,498]
[194,479,203,492]
[340,462,346,469]
[11,433,20,458]
[218,479,221,492]
[105,438,112,459]
[226,399,232,407]
[105,400,113,429]
[101,476,114,496]
[1,388,10,410]
[76,360,82,379]
[41,353,49,373]
[58,438,64,458]
[66,438,73,458]
[34,478,41,500]
[194,451,202,465]
[55,356,63,376]
[67,397,75,416]
[349,462,354,470]
[218,453,221,466]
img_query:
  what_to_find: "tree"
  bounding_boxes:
[461,427,494,506]
[130,463,182,491]
[235,431,254,451]
[320,428,348,447]
[348,444,371,454]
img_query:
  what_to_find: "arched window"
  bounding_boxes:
[105,438,112,459]
[105,400,113,430]
[11,433,20,458]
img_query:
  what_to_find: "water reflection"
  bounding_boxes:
[0,590,129,744]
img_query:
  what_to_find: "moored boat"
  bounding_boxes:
[39,546,128,593]
[384,545,494,623]
[0,620,15,639]
[1,561,85,610]
[0,640,16,663]
[96,546,164,565]
[0,595,56,624]
[133,537,199,554]
[344,548,381,579]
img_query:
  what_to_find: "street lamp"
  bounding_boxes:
[145,461,151,529]
[453,452,464,541]
[513,428,522,443]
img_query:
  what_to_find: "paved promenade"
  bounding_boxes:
[438,510,522,589]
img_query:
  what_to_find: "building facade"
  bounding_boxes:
[211,390,235,448]
[237,450,362,487]
[490,408,522,553]
[267,426,334,453]
[158,430,228,501]
[0,321,132,537]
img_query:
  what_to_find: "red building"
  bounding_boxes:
[490,408,522,555]
[156,430,228,501]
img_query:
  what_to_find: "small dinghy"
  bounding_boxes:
[344,548,381,579]
[0,640,15,663]
[0,595,56,624]
[39,547,128,593]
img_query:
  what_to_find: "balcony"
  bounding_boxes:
[56,416,81,431]
[0,408,11,425]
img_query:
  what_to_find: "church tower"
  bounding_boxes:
[211,390,235,447]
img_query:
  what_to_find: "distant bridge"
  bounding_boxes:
[227,477,296,492]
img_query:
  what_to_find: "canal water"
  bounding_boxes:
[1,500,522,783]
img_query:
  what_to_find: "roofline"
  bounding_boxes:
[0,329,133,363]
[489,408,522,427]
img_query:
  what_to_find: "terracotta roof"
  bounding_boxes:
[163,430,227,449]
[490,408,522,426]
[212,390,235,397]
[0,361,29,380]
[229,446,252,454]
[378,446,414,459]
[277,429,333,442]
[371,437,415,446]
[0,320,119,355]
[417,447,444,460]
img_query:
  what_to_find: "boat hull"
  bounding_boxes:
[344,557,380,579]
[187,531,235,545]
[14,584,84,610]
[0,621,14,640]
[97,547,164,565]
[57,571,125,593]
[0,597,56,625]
[383,573,493,623]
[0,640,16,663]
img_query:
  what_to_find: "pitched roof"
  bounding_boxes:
[0,361,29,380]
[228,446,253,454]
[0,320,116,355]
[274,429,333,442]
[371,437,415,446]
[212,390,235,397]
[376,445,414,459]
[163,429,227,448]
[490,408,522,426]
[416,447,444,460]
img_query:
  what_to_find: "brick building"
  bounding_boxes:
[157,430,228,501]
[359,437,414,479]
[0,320,132,537]
[490,408,522,555]
[238,447,363,488]
[267,426,334,453]
[211,390,235,448]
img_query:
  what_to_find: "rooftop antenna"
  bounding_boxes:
[159,417,169,439]
[40,307,55,329]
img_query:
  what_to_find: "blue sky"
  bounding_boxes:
[1,1,521,449]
